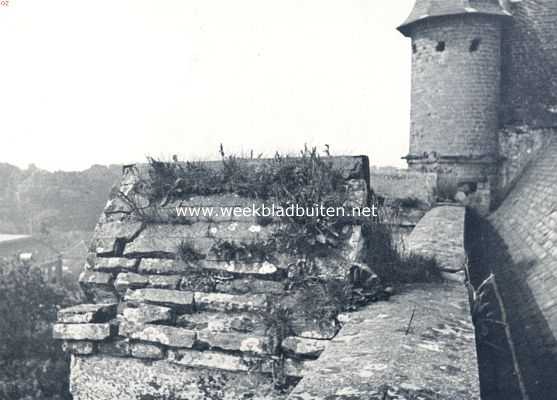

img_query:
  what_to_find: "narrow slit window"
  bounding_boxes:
[436,41,446,52]
[470,38,481,52]
[412,43,417,54]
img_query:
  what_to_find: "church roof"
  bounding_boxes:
[398,0,512,36]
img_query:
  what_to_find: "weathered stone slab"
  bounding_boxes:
[125,289,194,309]
[168,349,266,372]
[123,235,214,257]
[122,303,174,324]
[53,323,112,341]
[93,257,139,272]
[69,355,280,399]
[194,292,267,312]
[58,304,117,324]
[176,312,266,334]
[116,273,181,291]
[62,341,96,355]
[114,272,149,291]
[98,339,131,357]
[288,283,480,400]
[199,260,280,276]
[91,221,144,255]
[216,278,285,295]
[123,324,196,348]
[197,331,272,355]
[130,343,165,359]
[148,274,181,289]
[281,337,326,359]
[140,222,275,241]
[78,270,113,286]
[138,258,185,274]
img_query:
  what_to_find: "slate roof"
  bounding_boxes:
[398,0,512,36]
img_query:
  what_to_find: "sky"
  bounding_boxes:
[0,0,415,171]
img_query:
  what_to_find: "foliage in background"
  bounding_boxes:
[0,258,73,400]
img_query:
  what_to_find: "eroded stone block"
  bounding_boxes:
[194,292,267,312]
[124,288,194,309]
[123,324,196,348]
[130,343,165,359]
[197,331,272,355]
[94,257,140,272]
[122,304,174,324]
[58,303,117,324]
[53,323,112,341]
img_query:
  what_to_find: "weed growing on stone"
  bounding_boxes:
[176,240,206,263]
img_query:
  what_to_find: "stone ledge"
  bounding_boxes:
[197,331,273,355]
[53,323,113,341]
[124,288,194,309]
[194,292,268,312]
[122,324,196,348]
[93,257,140,272]
[58,303,117,324]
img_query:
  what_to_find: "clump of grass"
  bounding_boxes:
[362,222,443,284]
[176,240,206,263]
[209,239,277,263]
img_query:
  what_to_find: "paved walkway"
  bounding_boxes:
[288,283,479,400]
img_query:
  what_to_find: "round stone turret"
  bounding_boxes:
[399,0,512,202]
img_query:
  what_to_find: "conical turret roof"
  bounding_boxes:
[398,0,512,36]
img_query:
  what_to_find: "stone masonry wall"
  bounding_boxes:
[497,126,555,200]
[466,138,557,399]
[53,156,370,400]
[500,0,557,128]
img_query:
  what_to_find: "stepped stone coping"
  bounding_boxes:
[122,324,196,348]
[58,303,117,324]
[288,283,479,400]
[93,257,140,272]
[53,323,113,341]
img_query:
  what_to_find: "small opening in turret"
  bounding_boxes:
[470,38,481,52]
[412,44,417,54]
[436,41,446,52]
